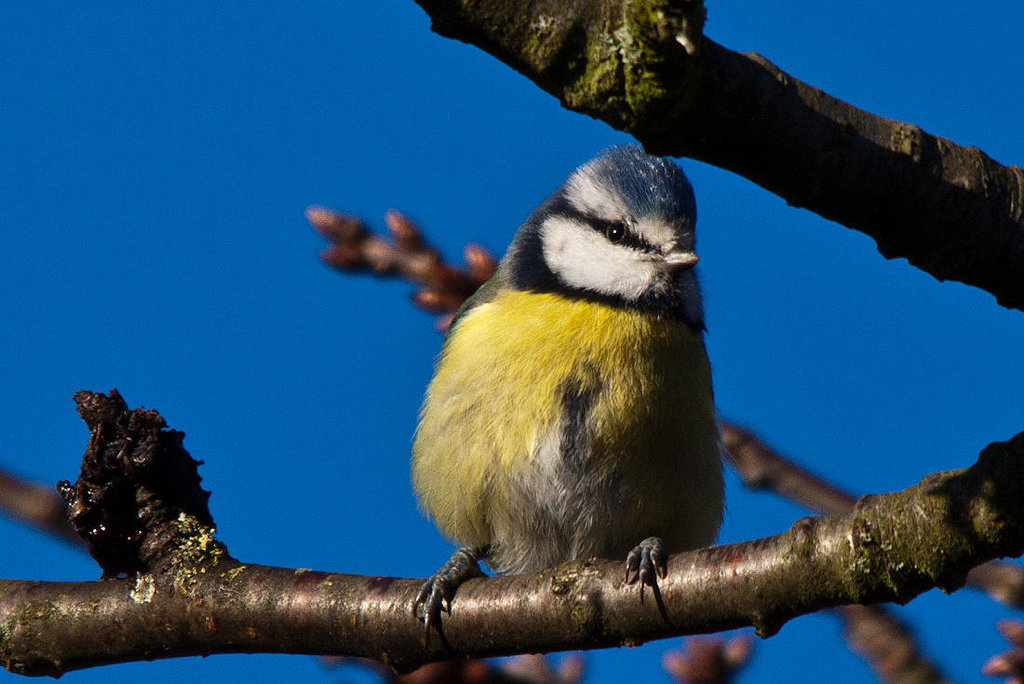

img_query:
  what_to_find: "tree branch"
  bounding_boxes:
[836,605,948,684]
[411,0,1024,310]
[0,469,78,546]
[721,422,1024,611]
[3,391,1024,676]
[661,634,753,684]
[309,207,495,330]
[983,619,1024,681]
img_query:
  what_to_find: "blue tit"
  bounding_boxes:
[411,146,723,628]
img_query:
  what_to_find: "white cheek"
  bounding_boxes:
[540,216,657,300]
[566,172,628,221]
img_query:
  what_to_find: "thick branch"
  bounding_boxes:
[721,422,1024,610]
[4,428,1024,676]
[723,424,957,683]
[722,427,957,684]
[412,0,1024,310]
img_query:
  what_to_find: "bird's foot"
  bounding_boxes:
[625,536,668,601]
[413,546,486,637]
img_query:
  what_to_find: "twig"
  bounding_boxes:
[661,634,753,684]
[0,469,78,546]
[983,620,1024,683]
[57,389,218,578]
[308,207,495,330]
[327,655,582,684]
[836,605,949,684]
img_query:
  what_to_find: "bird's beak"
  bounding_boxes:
[663,250,699,273]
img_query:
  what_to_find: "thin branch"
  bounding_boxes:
[836,605,949,684]
[0,469,79,546]
[722,422,1010,683]
[661,634,753,684]
[412,0,1024,310]
[983,620,1024,682]
[308,207,495,330]
[325,654,581,684]
[719,422,857,515]
[3,391,1024,676]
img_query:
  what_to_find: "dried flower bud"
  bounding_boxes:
[386,210,426,252]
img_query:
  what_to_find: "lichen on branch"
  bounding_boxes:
[413,0,1024,310]
[2,392,1024,676]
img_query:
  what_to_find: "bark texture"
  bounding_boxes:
[2,393,1024,676]
[414,0,1024,310]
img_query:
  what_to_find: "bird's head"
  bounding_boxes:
[506,146,704,329]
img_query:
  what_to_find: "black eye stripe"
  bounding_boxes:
[590,218,652,251]
[543,197,656,252]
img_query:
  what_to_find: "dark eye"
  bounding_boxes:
[604,221,627,243]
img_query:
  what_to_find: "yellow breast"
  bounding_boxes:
[412,289,722,565]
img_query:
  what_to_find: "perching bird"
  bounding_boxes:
[411,146,724,628]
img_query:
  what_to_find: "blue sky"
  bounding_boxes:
[2,2,1023,682]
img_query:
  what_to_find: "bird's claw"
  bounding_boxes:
[414,574,456,635]
[412,547,484,638]
[625,536,668,600]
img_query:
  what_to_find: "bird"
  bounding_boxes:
[411,145,724,630]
